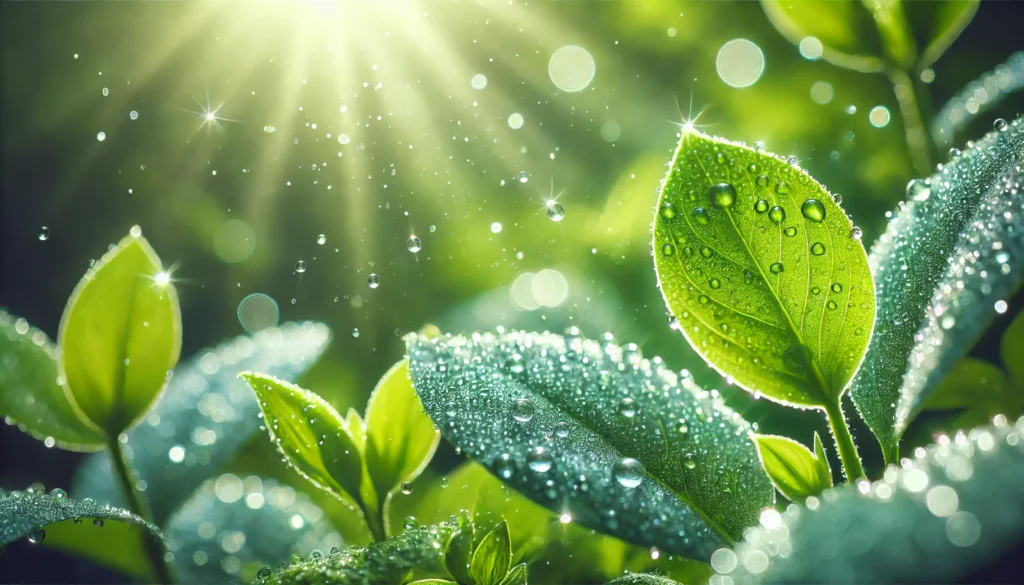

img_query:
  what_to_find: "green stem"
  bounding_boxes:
[887,68,933,176]
[359,498,386,542]
[823,400,866,481]
[109,438,174,584]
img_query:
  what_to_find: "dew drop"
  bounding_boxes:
[811,286,821,295]
[612,458,645,488]
[257,566,272,580]
[50,488,66,499]
[316,234,327,245]
[831,282,843,293]
[709,278,721,289]
[406,235,422,253]
[768,206,786,224]
[849,226,863,240]
[699,295,710,304]
[994,118,1008,132]
[618,397,637,418]
[775,181,790,195]
[660,202,677,219]
[756,175,769,188]
[527,447,554,472]
[801,199,826,222]
[827,301,838,310]
[684,459,697,470]
[37,227,50,241]
[400,482,413,495]
[700,247,713,258]
[661,243,675,257]
[770,262,784,274]
[28,529,45,544]
[708,183,736,207]
[811,242,825,255]
[554,422,570,438]
[784,226,797,237]
[692,207,710,226]
[403,516,419,530]
[906,178,931,201]
[294,261,307,273]
[96,131,106,142]
[546,201,565,222]
[367,274,380,288]
[748,163,760,174]
[754,199,769,214]
[494,454,515,479]
[511,398,535,422]
[948,147,962,160]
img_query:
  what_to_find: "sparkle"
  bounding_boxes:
[559,512,572,524]
[181,92,237,136]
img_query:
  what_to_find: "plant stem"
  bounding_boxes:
[359,498,386,542]
[822,400,866,481]
[888,68,933,176]
[109,438,174,584]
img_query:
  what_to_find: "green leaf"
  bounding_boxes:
[0,309,105,449]
[470,521,512,585]
[653,128,874,409]
[498,563,528,585]
[924,358,1019,412]
[753,433,832,503]
[932,52,1024,147]
[0,488,161,549]
[255,522,461,585]
[72,321,331,524]
[240,372,364,503]
[606,574,682,585]
[43,513,161,581]
[914,0,979,69]
[851,117,1024,462]
[1003,311,1024,389]
[760,0,887,72]
[409,580,457,585]
[364,359,440,502]
[716,420,1024,584]
[405,331,774,559]
[165,475,341,584]
[444,522,475,584]
[57,227,182,436]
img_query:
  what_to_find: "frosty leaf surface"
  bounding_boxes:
[405,331,774,559]
[851,116,1024,462]
[653,129,874,409]
[0,488,160,547]
[165,475,340,584]
[606,574,682,585]
[716,419,1024,584]
[73,322,331,524]
[0,309,105,449]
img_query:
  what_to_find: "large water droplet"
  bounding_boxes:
[801,199,826,222]
[784,226,797,237]
[257,566,272,580]
[294,261,307,273]
[661,243,675,257]
[756,175,769,188]
[709,183,736,207]
[527,447,554,472]
[554,422,570,438]
[37,227,50,241]
[50,488,66,499]
[754,199,769,214]
[768,206,786,224]
[612,458,645,488]
[28,529,45,544]
[400,482,413,495]
[831,282,843,293]
[775,181,790,195]
[367,274,380,288]
[406,235,422,253]
[993,118,1008,132]
[546,201,565,221]
[511,397,535,422]
[316,234,327,245]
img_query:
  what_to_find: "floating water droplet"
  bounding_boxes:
[801,199,826,222]
[494,454,515,479]
[770,262,784,274]
[784,226,797,237]
[546,201,565,221]
[754,199,769,213]
[27,529,45,544]
[617,397,637,418]
[511,397,535,422]
[316,234,326,245]
[768,206,786,224]
[439,477,449,488]
[96,131,106,142]
[37,227,50,241]
[660,202,677,219]
[406,235,422,253]
[527,447,554,472]
[692,207,710,226]
[612,458,645,488]
[129,110,138,121]
[709,183,736,207]
[367,274,380,288]
[400,482,413,495]
[294,261,307,273]
[811,242,825,255]
[517,171,529,183]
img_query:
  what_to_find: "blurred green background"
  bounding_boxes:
[1,0,1022,580]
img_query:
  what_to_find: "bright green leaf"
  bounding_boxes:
[444,522,475,584]
[606,574,682,585]
[58,228,181,436]
[1003,311,1024,389]
[760,0,886,72]
[914,0,979,69]
[851,117,1024,463]
[498,563,528,585]
[753,433,832,503]
[717,421,1024,584]
[408,580,457,585]
[44,515,160,581]
[470,521,512,585]
[405,331,774,559]
[72,321,331,525]
[240,372,363,503]
[364,360,440,502]
[653,128,874,409]
[0,309,105,449]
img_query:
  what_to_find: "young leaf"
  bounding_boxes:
[58,227,181,436]
[759,0,887,72]
[606,574,682,585]
[499,563,528,585]
[444,522,475,584]
[850,117,1024,462]
[0,309,105,449]
[653,128,874,409]
[716,420,1024,584]
[753,433,832,503]
[364,360,440,502]
[72,321,331,524]
[1002,311,1024,389]
[240,372,364,503]
[0,487,161,548]
[470,521,512,585]
[916,0,979,69]
[405,331,774,559]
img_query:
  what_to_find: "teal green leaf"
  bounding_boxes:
[165,475,341,584]
[653,128,874,409]
[851,117,1024,462]
[0,487,161,549]
[255,522,461,585]
[364,359,440,503]
[759,0,886,72]
[405,330,774,559]
[499,563,528,585]
[58,227,181,436]
[753,433,832,503]
[469,521,511,585]
[72,321,331,524]
[1003,311,1024,389]
[0,309,105,449]
[932,52,1024,147]
[240,372,364,503]
[715,420,1024,584]
[444,521,475,584]
[606,574,682,585]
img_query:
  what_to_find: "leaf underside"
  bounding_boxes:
[0,488,161,547]
[405,330,773,560]
[653,129,874,409]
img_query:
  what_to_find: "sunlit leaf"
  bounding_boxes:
[717,420,1024,584]
[499,563,528,585]
[0,309,105,450]
[851,116,1024,463]
[932,52,1024,147]
[0,488,160,548]
[470,521,512,585]
[405,330,774,559]
[914,0,979,68]
[240,372,364,503]
[653,128,874,409]
[759,0,886,72]
[73,321,331,524]
[165,475,341,584]
[364,360,440,505]
[58,227,181,436]
[753,433,832,503]
[1003,311,1024,389]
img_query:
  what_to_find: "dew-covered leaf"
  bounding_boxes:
[932,52,1024,147]
[653,128,874,409]
[606,573,683,585]
[240,372,364,503]
[58,228,182,436]
[717,419,1024,584]
[405,330,774,559]
[0,309,105,450]
[364,360,440,505]
[73,322,331,524]
[165,474,341,584]
[0,487,161,548]
[1002,311,1024,389]
[255,521,461,585]
[753,433,832,503]
[851,116,1024,462]
[759,0,886,72]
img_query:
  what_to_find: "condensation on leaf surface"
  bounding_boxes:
[165,475,340,584]
[73,322,331,524]
[850,116,1024,461]
[653,128,874,409]
[715,418,1024,584]
[932,51,1024,147]
[0,487,161,547]
[405,330,774,559]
